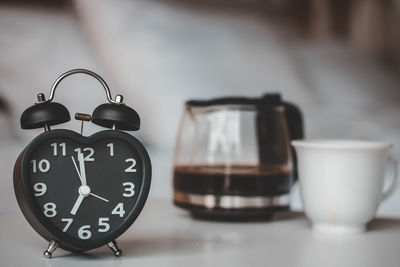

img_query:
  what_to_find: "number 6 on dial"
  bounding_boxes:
[78,225,92,240]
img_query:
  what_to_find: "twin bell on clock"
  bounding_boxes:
[13,69,152,258]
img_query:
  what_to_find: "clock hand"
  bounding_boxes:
[70,194,84,215]
[70,185,91,215]
[77,152,87,186]
[71,156,84,185]
[90,193,109,203]
[73,155,108,200]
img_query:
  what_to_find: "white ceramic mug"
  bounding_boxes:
[292,139,399,234]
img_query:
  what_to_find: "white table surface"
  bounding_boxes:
[1,200,400,267]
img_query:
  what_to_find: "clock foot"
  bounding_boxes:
[107,240,122,257]
[43,240,59,259]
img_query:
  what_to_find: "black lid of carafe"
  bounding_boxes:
[260,93,281,104]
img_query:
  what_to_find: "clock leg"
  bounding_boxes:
[107,240,122,257]
[43,240,59,259]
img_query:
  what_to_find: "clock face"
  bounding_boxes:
[17,129,151,251]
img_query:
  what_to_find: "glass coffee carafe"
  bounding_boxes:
[173,93,303,220]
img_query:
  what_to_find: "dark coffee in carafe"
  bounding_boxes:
[174,165,291,196]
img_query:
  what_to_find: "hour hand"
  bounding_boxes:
[70,194,84,215]
[70,185,92,215]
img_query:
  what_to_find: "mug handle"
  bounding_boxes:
[381,156,400,201]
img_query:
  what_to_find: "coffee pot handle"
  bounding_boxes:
[381,155,400,201]
[283,102,304,182]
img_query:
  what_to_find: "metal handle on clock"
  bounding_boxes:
[47,69,118,104]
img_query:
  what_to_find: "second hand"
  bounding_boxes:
[90,193,109,203]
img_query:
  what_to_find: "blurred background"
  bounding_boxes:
[0,0,399,215]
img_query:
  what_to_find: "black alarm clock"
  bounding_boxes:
[13,69,151,258]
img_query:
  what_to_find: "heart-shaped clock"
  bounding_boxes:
[13,69,151,258]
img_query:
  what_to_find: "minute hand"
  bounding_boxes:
[78,152,87,186]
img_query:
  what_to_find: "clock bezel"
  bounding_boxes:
[14,129,151,252]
